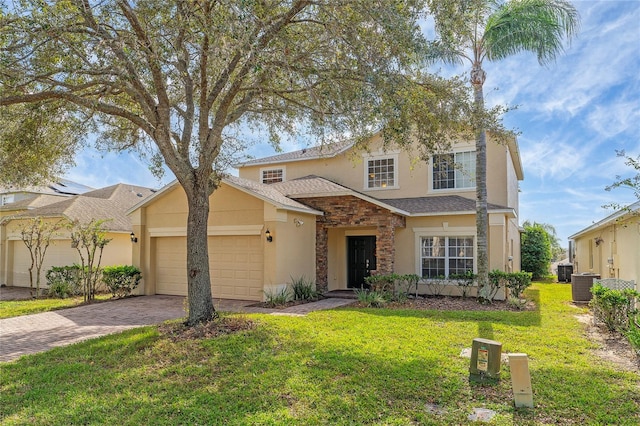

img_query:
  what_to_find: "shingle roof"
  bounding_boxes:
[0,179,93,196]
[270,175,353,197]
[8,184,155,232]
[236,140,354,167]
[223,176,322,214]
[379,196,511,215]
[0,194,66,212]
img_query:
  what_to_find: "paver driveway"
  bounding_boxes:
[0,296,186,362]
[0,295,354,362]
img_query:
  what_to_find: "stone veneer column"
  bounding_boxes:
[315,225,329,293]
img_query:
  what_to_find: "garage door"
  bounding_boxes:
[11,239,78,287]
[155,236,263,300]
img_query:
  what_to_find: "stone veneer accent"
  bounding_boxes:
[293,195,406,293]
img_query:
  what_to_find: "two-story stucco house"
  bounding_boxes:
[129,133,523,301]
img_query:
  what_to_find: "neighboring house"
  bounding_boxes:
[569,201,640,287]
[0,179,93,208]
[0,184,155,288]
[129,133,523,301]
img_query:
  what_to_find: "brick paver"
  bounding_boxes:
[0,294,354,362]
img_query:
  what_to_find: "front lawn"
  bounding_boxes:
[1,284,638,425]
[0,294,111,319]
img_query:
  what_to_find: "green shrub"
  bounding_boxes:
[627,326,640,355]
[365,274,397,294]
[354,288,387,308]
[263,287,290,307]
[46,265,83,298]
[504,271,532,298]
[479,270,507,303]
[449,271,476,298]
[521,224,552,280]
[590,284,639,331]
[102,265,142,298]
[289,276,318,301]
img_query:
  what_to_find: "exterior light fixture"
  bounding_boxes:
[294,218,304,227]
[265,229,272,242]
[130,232,138,243]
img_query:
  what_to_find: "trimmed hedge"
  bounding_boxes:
[102,265,142,298]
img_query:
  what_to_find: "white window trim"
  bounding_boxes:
[430,149,476,193]
[362,152,399,191]
[414,226,477,278]
[260,167,286,184]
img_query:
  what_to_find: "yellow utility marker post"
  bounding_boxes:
[509,353,534,408]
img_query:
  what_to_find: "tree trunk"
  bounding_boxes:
[472,63,489,301]
[184,175,217,324]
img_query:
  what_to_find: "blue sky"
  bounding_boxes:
[66,0,640,247]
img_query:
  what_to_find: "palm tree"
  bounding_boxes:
[427,0,579,299]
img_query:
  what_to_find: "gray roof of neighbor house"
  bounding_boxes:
[0,179,94,197]
[236,139,354,167]
[0,194,69,212]
[569,200,640,240]
[6,184,156,232]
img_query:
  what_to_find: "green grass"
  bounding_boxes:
[1,284,639,425]
[0,294,112,319]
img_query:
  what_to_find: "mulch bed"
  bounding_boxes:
[355,296,537,312]
[158,316,256,342]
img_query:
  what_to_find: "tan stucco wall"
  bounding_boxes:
[132,183,318,299]
[264,210,317,293]
[1,216,133,288]
[238,136,520,209]
[572,217,639,285]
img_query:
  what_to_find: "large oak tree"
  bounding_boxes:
[2,0,473,323]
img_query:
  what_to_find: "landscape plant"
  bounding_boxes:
[521,223,553,279]
[17,217,63,298]
[69,220,111,302]
[450,271,476,298]
[102,265,142,299]
[590,283,639,332]
[289,276,318,301]
[46,265,83,298]
[263,287,290,308]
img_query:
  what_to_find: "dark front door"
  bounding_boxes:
[347,236,376,288]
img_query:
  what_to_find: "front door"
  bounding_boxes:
[347,236,376,288]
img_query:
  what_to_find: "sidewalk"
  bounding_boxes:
[0,295,354,362]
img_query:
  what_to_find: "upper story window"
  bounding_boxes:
[261,168,285,184]
[365,155,398,190]
[433,151,475,190]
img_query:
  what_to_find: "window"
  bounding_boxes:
[420,236,474,278]
[261,168,284,184]
[367,157,395,189]
[0,194,14,206]
[432,151,475,190]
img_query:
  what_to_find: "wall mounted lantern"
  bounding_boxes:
[130,232,138,243]
[294,218,304,227]
[265,229,273,242]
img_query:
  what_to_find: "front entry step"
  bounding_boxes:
[324,290,358,299]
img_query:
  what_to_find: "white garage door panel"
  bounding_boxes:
[155,235,263,300]
[11,240,78,287]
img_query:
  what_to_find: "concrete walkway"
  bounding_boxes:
[0,294,353,362]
